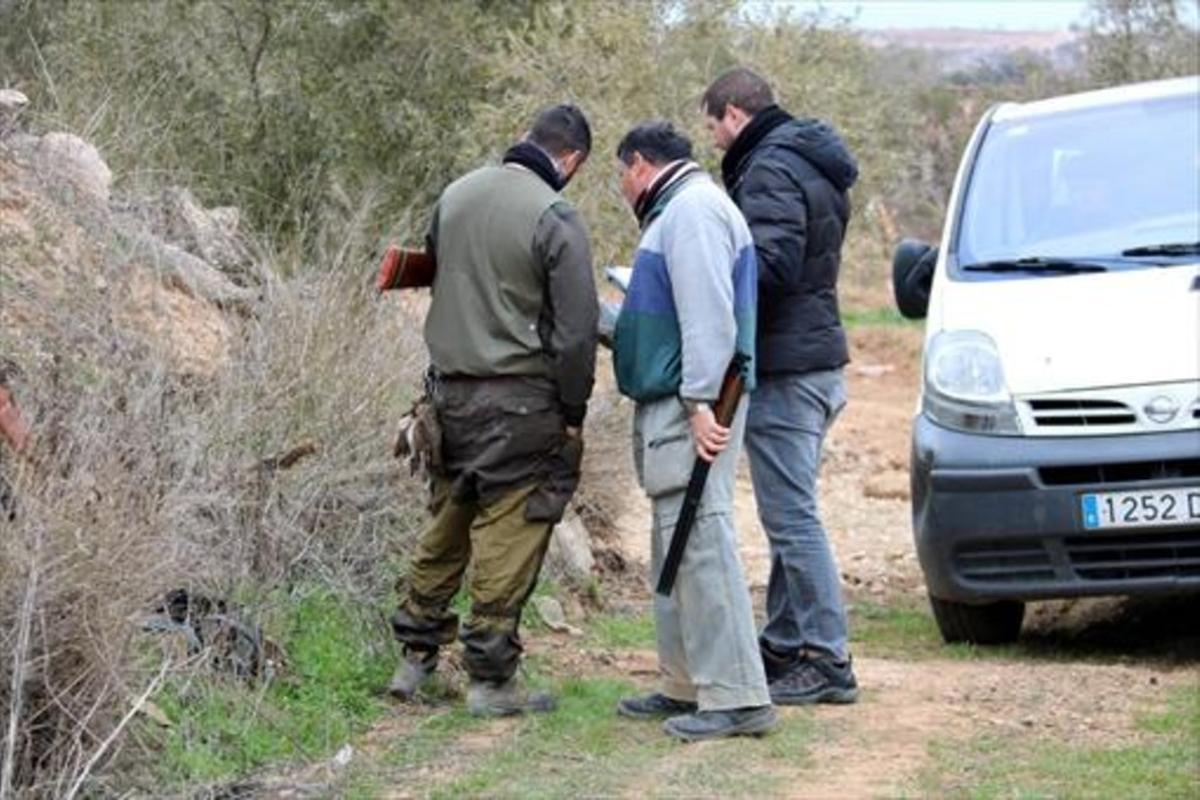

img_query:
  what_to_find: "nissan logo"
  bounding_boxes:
[1143,395,1180,424]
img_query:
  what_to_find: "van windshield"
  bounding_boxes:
[955,92,1200,276]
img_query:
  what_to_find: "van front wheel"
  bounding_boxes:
[929,595,1024,644]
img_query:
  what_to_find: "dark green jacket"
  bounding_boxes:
[425,164,597,426]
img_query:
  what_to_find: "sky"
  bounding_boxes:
[762,1,1095,31]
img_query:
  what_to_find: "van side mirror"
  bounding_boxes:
[892,239,937,320]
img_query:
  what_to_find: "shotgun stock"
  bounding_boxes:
[376,246,437,292]
[655,354,749,596]
[0,384,31,454]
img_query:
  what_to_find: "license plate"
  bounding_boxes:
[1081,487,1200,530]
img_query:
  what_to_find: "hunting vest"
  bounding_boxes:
[425,165,560,379]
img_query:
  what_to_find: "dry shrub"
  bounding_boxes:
[0,177,429,794]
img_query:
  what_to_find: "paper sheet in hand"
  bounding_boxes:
[597,300,621,350]
[605,266,632,294]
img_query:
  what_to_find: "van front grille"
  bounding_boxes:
[956,540,1055,584]
[1065,531,1200,581]
[1039,458,1200,486]
[1017,385,1200,436]
[1027,398,1136,428]
[953,531,1200,587]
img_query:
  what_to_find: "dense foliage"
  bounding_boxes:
[7,0,1192,278]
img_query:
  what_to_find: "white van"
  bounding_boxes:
[892,76,1200,644]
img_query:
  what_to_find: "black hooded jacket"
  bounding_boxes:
[722,109,859,377]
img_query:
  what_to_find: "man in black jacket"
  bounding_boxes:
[702,68,860,705]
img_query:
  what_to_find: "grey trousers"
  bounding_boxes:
[633,396,770,711]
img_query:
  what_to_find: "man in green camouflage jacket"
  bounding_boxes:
[389,104,598,717]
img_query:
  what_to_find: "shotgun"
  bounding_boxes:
[655,353,749,596]
[0,384,30,455]
[376,246,437,292]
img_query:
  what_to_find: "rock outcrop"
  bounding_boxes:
[34,132,113,211]
[544,509,596,587]
[1,101,265,376]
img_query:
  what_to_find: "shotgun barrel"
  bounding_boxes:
[655,354,748,596]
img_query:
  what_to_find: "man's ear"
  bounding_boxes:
[559,150,586,183]
[726,104,751,127]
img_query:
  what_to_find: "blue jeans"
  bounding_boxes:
[745,369,849,662]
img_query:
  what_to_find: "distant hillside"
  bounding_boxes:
[864,27,1082,72]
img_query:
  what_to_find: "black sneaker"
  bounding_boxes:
[769,656,858,705]
[760,642,801,683]
[617,692,698,720]
[662,705,778,742]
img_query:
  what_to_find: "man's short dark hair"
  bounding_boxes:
[616,121,693,166]
[528,103,592,157]
[702,68,775,119]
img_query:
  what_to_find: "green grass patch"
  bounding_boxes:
[585,609,656,650]
[917,685,1200,799]
[849,601,1044,663]
[848,599,1008,662]
[843,307,922,328]
[849,600,946,660]
[152,589,396,786]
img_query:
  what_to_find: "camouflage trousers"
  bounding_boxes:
[392,479,554,684]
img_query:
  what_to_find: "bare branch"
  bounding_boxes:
[1,541,39,800]
[62,660,170,800]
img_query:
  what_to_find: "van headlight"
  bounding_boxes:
[922,331,1021,435]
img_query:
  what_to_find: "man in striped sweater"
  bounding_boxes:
[611,121,776,742]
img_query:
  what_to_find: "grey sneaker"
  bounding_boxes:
[663,705,778,742]
[769,656,858,706]
[466,678,556,717]
[617,692,699,720]
[388,648,437,700]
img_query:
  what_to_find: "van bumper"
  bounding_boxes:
[911,415,1200,602]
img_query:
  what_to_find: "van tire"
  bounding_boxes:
[929,594,1024,644]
